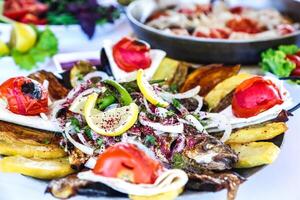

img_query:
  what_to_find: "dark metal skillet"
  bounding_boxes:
[126,0,300,65]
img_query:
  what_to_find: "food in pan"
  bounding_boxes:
[0,37,296,200]
[145,1,299,40]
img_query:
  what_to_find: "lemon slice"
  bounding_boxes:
[69,96,89,115]
[0,40,9,56]
[84,93,139,136]
[137,69,169,107]
[10,23,37,53]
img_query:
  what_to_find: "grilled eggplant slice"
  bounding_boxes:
[230,142,280,168]
[28,70,69,100]
[180,64,240,96]
[227,122,287,144]
[47,174,126,199]
[0,156,75,179]
[204,73,253,111]
[0,121,66,159]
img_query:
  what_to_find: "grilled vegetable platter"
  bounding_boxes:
[0,37,297,200]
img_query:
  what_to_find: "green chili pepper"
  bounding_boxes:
[97,95,116,110]
[104,79,132,106]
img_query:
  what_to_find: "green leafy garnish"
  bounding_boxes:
[260,45,299,77]
[96,138,103,147]
[145,135,156,146]
[84,126,93,140]
[172,153,185,169]
[172,99,181,108]
[11,28,58,70]
[70,117,81,132]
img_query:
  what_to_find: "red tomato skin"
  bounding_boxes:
[113,37,152,72]
[0,77,48,116]
[232,76,283,118]
[286,54,300,76]
[93,143,163,184]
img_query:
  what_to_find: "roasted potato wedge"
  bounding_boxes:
[130,188,183,200]
[230,142,280,168]
[0,156,75,179]
[152,58,189,87]
[180,64,240,96]
[205,73,253,110]
[0,121,66,159]
[227,122,287,144]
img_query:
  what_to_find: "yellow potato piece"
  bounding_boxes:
[129,187,183,200]
[205,73,253,110]
[230,142,280,168]
[0,131,66,159]
[226,122,287,144]
[152,58,179,82]
[0,156,75,180]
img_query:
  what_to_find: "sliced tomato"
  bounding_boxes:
[0,77,48,116]
[286,54,300,76]
[20,13,47,25]
[230,6,244,14]
[112,37,152,72]
[232,76,283,118]
[93,143,163,184]
[227,17,262,34]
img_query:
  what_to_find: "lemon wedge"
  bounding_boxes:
[0,40,9,56]
[10,23,37,53]
[69,96,89,115]
[137,69,169,107]
[84,93,139,136]
[129,188,183,200]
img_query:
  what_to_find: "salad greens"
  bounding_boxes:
[260,45,299,77]
[11,28,58,70]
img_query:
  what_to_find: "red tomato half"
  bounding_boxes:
[286,54,300,76]
[112,37,152,72]
[232,76,283,118]
[93,143,163,184]
[0,77,48,115]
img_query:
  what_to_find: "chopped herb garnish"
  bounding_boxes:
[43,139,50,144]
[166,110,175,117]
[84,127,93,139]
[169,84,179,93]
[145,135,156,146]
[172,99,181,108]
[172,153,185,169]
[96,138,104,147]
[76,73,84,81]
[70,117,80,127]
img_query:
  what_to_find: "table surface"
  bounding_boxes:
[0,20,300,200]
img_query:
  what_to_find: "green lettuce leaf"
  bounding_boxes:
[260,45,299,77]
[12,28,58,70]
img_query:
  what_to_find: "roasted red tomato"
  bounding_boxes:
[112,37,152,72]
[93,143,163,184]
[286,54,300,76]
[0,77,48,115]
[232,76,283,118]
[226,17,262,34]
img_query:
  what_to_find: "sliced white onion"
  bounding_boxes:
[85,157,97,169]
[159,86,200,101]
[192,95,203,114]
[40,113,48,121]
[143,97,155,114]
[203,113,232,142]
[104,103,119,111]
[49,99,66,121]
[64,123,94,155]
[185,114,205,133]
[83,71,111,82]
[139,112,183,134]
